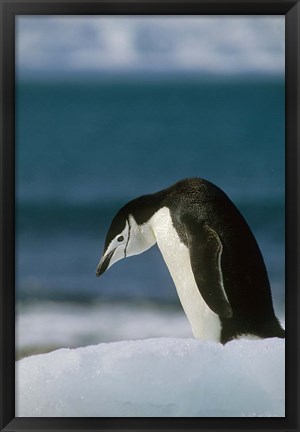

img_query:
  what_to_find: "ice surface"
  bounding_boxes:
[16,337,284,417]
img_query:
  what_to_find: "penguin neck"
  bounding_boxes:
[148,207,222,342]
[127,190,166,227]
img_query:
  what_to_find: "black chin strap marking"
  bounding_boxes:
[124,219,131,258]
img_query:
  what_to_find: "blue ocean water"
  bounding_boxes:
[16,75,285,309]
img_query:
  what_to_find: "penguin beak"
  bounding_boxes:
[96,249,116,277]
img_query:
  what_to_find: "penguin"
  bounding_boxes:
[96,178,285,344]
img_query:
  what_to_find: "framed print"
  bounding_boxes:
[0,0,299,431]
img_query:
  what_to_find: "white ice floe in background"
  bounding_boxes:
[16,301,192,353]
[16,337,285,417]
[16,16,284,76]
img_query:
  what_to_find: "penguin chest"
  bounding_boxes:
[149,207,221,342]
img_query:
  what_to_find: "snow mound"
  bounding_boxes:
[16,337,285,417]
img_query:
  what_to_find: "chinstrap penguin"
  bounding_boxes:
[96,178,285,344]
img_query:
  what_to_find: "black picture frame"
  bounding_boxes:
[0,1,299,431]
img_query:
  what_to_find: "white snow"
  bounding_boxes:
[16,337,285,417]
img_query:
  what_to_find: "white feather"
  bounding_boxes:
[148,207,222,342]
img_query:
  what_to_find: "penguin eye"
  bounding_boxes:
[117,236,124,242]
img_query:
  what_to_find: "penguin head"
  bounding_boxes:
[96,204,156,277]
